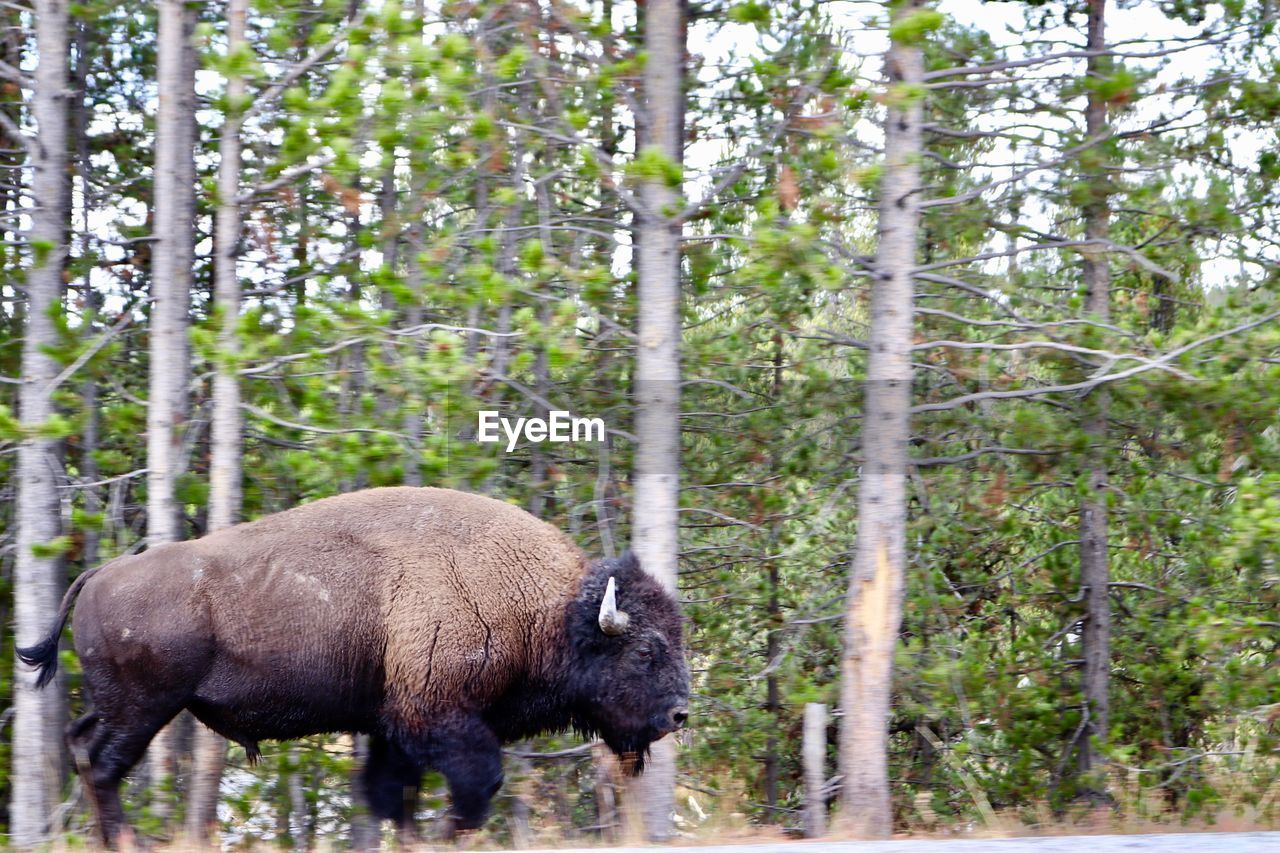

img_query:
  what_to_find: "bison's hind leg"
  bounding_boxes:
[74,618,206,846]
[360,735,425,845]
[68,709,101,745]
[67,712,103,826]
[68,707,184,847]
[85,724,163,847]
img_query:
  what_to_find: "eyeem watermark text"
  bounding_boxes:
[477,410,605,452]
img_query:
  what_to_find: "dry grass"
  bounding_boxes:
[43,756,1278,852]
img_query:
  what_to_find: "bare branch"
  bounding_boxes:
[914,310,1280,414]
[0,57,30,87]
[241,402,410,439]
[242,34,345,122]
[44,309,138,395]
[913,446,1064,467]
[0,108,30,153]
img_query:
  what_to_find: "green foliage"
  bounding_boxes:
[728,2,771,26]
[34,413,77,440]
[885,81,928,107]
[30,536,73,559]
[0,404,21,440]
[889,9,945,46]
[627,145,684,188]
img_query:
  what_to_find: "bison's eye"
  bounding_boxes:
[635,643,654,659]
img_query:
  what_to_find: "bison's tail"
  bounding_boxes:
[16,566,102,690]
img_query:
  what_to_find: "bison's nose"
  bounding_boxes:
[670,708,689,730]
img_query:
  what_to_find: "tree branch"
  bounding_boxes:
[913,310,1280,414]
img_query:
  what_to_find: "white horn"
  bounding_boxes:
[598,576,630,635]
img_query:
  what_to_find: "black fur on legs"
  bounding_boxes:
[360,734,424,839]
[413,715,504,835]
[86,725,162,846]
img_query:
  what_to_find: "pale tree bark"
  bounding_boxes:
[835,0,924,838]
[73,15,102,571]
[400,207,426,485]
[529,147,558,518]
[147,0,197,822]
[10,1,71,844]
[349,735,380,849]
[593,742,621,842]
[208,0,246,563]
[288,746,309,846]
[398,0,427,483]
[624,0,683,840]
[803,703,827,838]
[1078,0,1111,789]
[184,0,248,841]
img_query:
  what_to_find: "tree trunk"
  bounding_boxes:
[184,0,247,840]
[763,342,783,818]
[1078,0,1111,790]
[529,161,558,518]
[400,218,425,486]
[625,0,684,839]
[73,14,101,571]
[274,754,292,844]
[288,745,309,846]
[209,0,246,547]
[763,557,780,817]
[835,0,923,837]
[803,703,827,839]
[349,734,380,849]
[10,1,71,844]
[593,742,620,842]
[507,750,534,849]
[147,0,197,824]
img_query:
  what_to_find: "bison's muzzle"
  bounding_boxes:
[661,705,690,734]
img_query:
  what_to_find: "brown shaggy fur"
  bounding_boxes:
[75,488,588,740]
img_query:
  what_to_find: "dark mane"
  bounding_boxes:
[482,552,685,775]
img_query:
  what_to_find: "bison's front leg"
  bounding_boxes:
[360,734,425,845]
[430,716,504,838]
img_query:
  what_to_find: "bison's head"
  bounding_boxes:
[566,553,689,772]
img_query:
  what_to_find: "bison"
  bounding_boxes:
[18,487,689,845]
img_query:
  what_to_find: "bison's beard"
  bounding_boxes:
[573,718,654,775]
[603,732,653,776]
[615,750,647,776]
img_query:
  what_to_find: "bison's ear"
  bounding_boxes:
[598,576,630,635]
